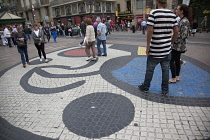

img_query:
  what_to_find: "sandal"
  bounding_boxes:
[168,79,176,84]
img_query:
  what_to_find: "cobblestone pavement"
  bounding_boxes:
[0,32,210,140]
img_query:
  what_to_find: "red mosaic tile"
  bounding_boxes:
[64,48,98,56]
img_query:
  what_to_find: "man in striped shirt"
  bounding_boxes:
[138,0,178,96]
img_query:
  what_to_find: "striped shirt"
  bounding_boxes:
[147,9,178,58]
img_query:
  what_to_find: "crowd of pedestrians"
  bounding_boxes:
[0,0,208,96]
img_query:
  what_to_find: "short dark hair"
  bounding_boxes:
[157,0,167,8]
[179,4,188,17]
[85,18,92,25]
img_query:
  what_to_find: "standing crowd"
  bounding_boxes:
[0,0,208,96]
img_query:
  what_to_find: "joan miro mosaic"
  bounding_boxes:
[0,44,209,139]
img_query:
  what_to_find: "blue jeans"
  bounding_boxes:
[26,34,31,40]
[17,46,29,65]
[51,31,57,42]
[62,30,66,36]
[97,38,107,55]
[143,54,171,93]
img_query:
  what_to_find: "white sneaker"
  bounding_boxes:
[45,59,49,63]
[91,57,97,61]
[40,58,43,62]
[86,57,92,61]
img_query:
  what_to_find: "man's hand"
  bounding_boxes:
[146,47,150,55]
[40,38,42,41]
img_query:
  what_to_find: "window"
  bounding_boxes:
[117,4,120,12]
[146,0,153,9]
[127,0,131,11]
[136,0,143,9]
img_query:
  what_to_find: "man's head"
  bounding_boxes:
[156,0,167,8]
[96,18,101,23]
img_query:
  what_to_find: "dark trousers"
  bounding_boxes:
[132,26,135,33]
[170,49,181,78]
[17,46,29,65]
[11,37,17,46]
[46,34,51,42]
[143,54,171,92]
[34,43,46,59]
[142,26,146,34]
[6,37,12,47]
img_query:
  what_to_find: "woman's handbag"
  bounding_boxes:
[16,33,26,47]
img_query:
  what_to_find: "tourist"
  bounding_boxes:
[138,0,178,96]
[32,24,48,62]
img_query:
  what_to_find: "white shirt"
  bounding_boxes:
[3,28,11,38]
[34,30,39,36]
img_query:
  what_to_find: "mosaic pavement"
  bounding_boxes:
[0,44,210,140]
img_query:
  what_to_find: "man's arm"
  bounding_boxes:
[146,25,154,55]
[171,26,178,44]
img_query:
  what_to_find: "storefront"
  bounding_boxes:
[117,11,134,22]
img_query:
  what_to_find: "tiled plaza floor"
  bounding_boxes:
[0,43,210,140]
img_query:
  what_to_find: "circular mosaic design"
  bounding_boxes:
[62,48,98,57]
[63,92,134,138]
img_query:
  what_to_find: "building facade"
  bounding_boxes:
[16,0,116,26]
[116,0,178,24]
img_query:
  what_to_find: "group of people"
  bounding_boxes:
[1,24,50,68]
[79,17,108,61]
[139,0,190,96]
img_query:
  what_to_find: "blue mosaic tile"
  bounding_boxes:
[112,57,210,98]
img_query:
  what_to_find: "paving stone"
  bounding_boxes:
[0,42,210,140]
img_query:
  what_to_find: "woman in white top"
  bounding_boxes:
[85,18,96,61]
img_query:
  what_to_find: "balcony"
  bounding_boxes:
[50,0,76,6]
[40,0,50,6]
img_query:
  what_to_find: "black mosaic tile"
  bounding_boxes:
[62,92,134,138]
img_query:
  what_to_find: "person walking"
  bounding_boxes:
[60,23,66,36]
[141,20,147,34]
[32,24,48,63]
[138,0,178,96]
[96,18,107,56]
[50,22,58,43]
[79,18,87,46]
[11,25,18,47]
[192,19,198,37]
[43,24,51,42]
[3,25,12,47]
[23,25,32,43]
[201,16,208,33]
[84,18,96,61]
[106,20,111,35]
[127,21,131,33]
[0,27,6,46]
[131,20,135,33]
[14,26,30,68]
[169,4,190,83]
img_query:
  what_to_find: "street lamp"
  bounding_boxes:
[85,0,95,19]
